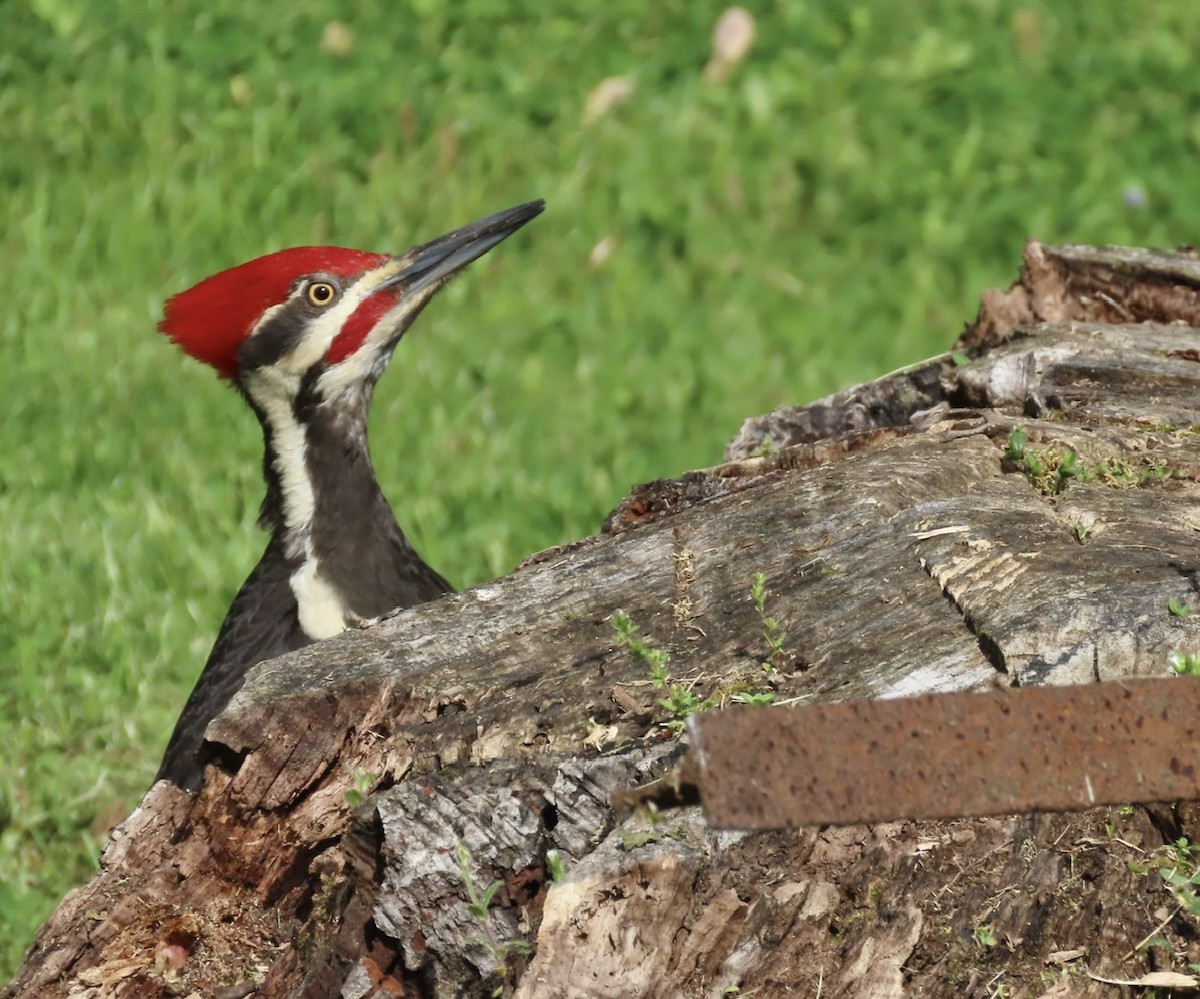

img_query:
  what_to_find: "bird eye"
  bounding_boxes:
[305,281,338,307]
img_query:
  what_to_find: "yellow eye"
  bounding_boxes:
[305,281,337,307]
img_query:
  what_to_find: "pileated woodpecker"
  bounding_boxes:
[154,200,544,788]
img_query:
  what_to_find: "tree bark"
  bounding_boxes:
[10,240,1200,998]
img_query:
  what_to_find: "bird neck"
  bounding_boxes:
[255,397,382,539]
[247,381,405,639]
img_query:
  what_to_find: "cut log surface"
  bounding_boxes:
[10,241,1200,998]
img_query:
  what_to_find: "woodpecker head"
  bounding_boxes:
[159,200,544,412]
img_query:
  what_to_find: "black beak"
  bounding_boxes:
[383,200,545,296]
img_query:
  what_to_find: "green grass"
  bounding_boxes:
[3,0,1200,977]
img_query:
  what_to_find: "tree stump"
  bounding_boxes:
[10,240,1200,998]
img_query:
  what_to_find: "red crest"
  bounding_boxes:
[159,247,388,380]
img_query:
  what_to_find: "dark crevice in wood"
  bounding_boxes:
[198,739,246,780]
[1170,561,1200,596]
[1142,803,1184,845]
[916,546,1009,679]
[264,841,325,911]
[972,629,1009,680]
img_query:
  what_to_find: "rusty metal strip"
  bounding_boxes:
[687,678,1200,829]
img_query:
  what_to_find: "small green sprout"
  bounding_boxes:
[1056,448,1083,480]
[749,435,777,458]
[455,843,533,997]
[545,850,566,883]
[1135,838,1200,921]
[657,685,702,733]
[1169,651,1200,676]
[344,767,376,808]
[612,610,669,675]
[751,572,786,669]
[612,610,710,731]
[1003,426,1028,462]
[732,691,777,706]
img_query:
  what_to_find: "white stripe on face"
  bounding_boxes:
[313,280,439,403]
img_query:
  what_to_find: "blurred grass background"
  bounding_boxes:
[3,0,1199,975]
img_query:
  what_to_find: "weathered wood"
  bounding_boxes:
[962,239,1200,351]
[10,241,1200,998]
